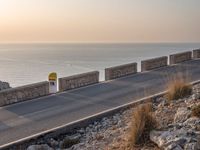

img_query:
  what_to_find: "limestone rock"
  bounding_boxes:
[0,81,10,91]
[183,117,200,130]
[184,142,200,150]
[174,107,191,123]
[150,130,172,148]
[150,128,199,150]
[48,138,59,148]
[165,143,183,150]
[60,133,81,149]
[26,144,53,150]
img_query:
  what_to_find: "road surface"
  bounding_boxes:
[0,59,200,147]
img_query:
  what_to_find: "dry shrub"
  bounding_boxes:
[166,73,192,101]
[192,104,200,118]
[128,103,157,148]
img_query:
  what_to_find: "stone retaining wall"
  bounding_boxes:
[141,56,168,72]
[193,49,200,59]
[170,51,192,65]
[59,71,99,91]
[105,63,137,80]
[0,81,49,107]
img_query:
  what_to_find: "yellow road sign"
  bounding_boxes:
[48,72,57,81]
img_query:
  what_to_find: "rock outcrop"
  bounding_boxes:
[150,117,200,150]
[150,84,200,150]
[174,107,191,123]
[0,81,10,91]
[27,144,53,150]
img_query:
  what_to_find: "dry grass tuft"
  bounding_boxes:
[192,104,200,118]
[166,73,192,101]
[127,103,157,148]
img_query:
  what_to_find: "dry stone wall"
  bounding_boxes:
[193,49,200,59]
[105,63,137,80]
[0,81,49,106]
[170,51,192,65]
[59,71,99,91]
[141,56,168,72]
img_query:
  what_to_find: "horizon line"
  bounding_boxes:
[0,41,200,44]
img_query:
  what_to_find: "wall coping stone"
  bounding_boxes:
[105,62,137,70]
[141,56,167,63]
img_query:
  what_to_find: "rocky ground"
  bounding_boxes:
[27,84,200,150]
[0,81,10,91]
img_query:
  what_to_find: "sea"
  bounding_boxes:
[0,43,200,87]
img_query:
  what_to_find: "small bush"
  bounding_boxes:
[128,103,157,148]
[192,104,200,118]
[166,80,192,101]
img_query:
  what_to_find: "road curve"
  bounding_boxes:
[0,59,200,147]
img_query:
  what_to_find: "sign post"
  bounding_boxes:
[48,72,58,94]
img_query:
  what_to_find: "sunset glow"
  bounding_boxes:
[0,0,200,43]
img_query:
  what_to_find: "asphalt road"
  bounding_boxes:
[0,59,200,147]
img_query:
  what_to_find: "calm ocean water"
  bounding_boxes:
[0,43,200,87]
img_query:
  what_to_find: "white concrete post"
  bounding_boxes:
[48,72,58,94]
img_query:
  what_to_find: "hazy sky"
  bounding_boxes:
[0,0,200,43]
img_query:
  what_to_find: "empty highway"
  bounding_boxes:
[0,59,200,148]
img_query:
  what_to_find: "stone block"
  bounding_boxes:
[59,71,99,92]
[170,51,192,65]
[105,63,137,81]
[141,56,168,72]
[0,81,49,106]
[193,49,200,59]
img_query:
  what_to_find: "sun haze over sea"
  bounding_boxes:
[0,0,200,43]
